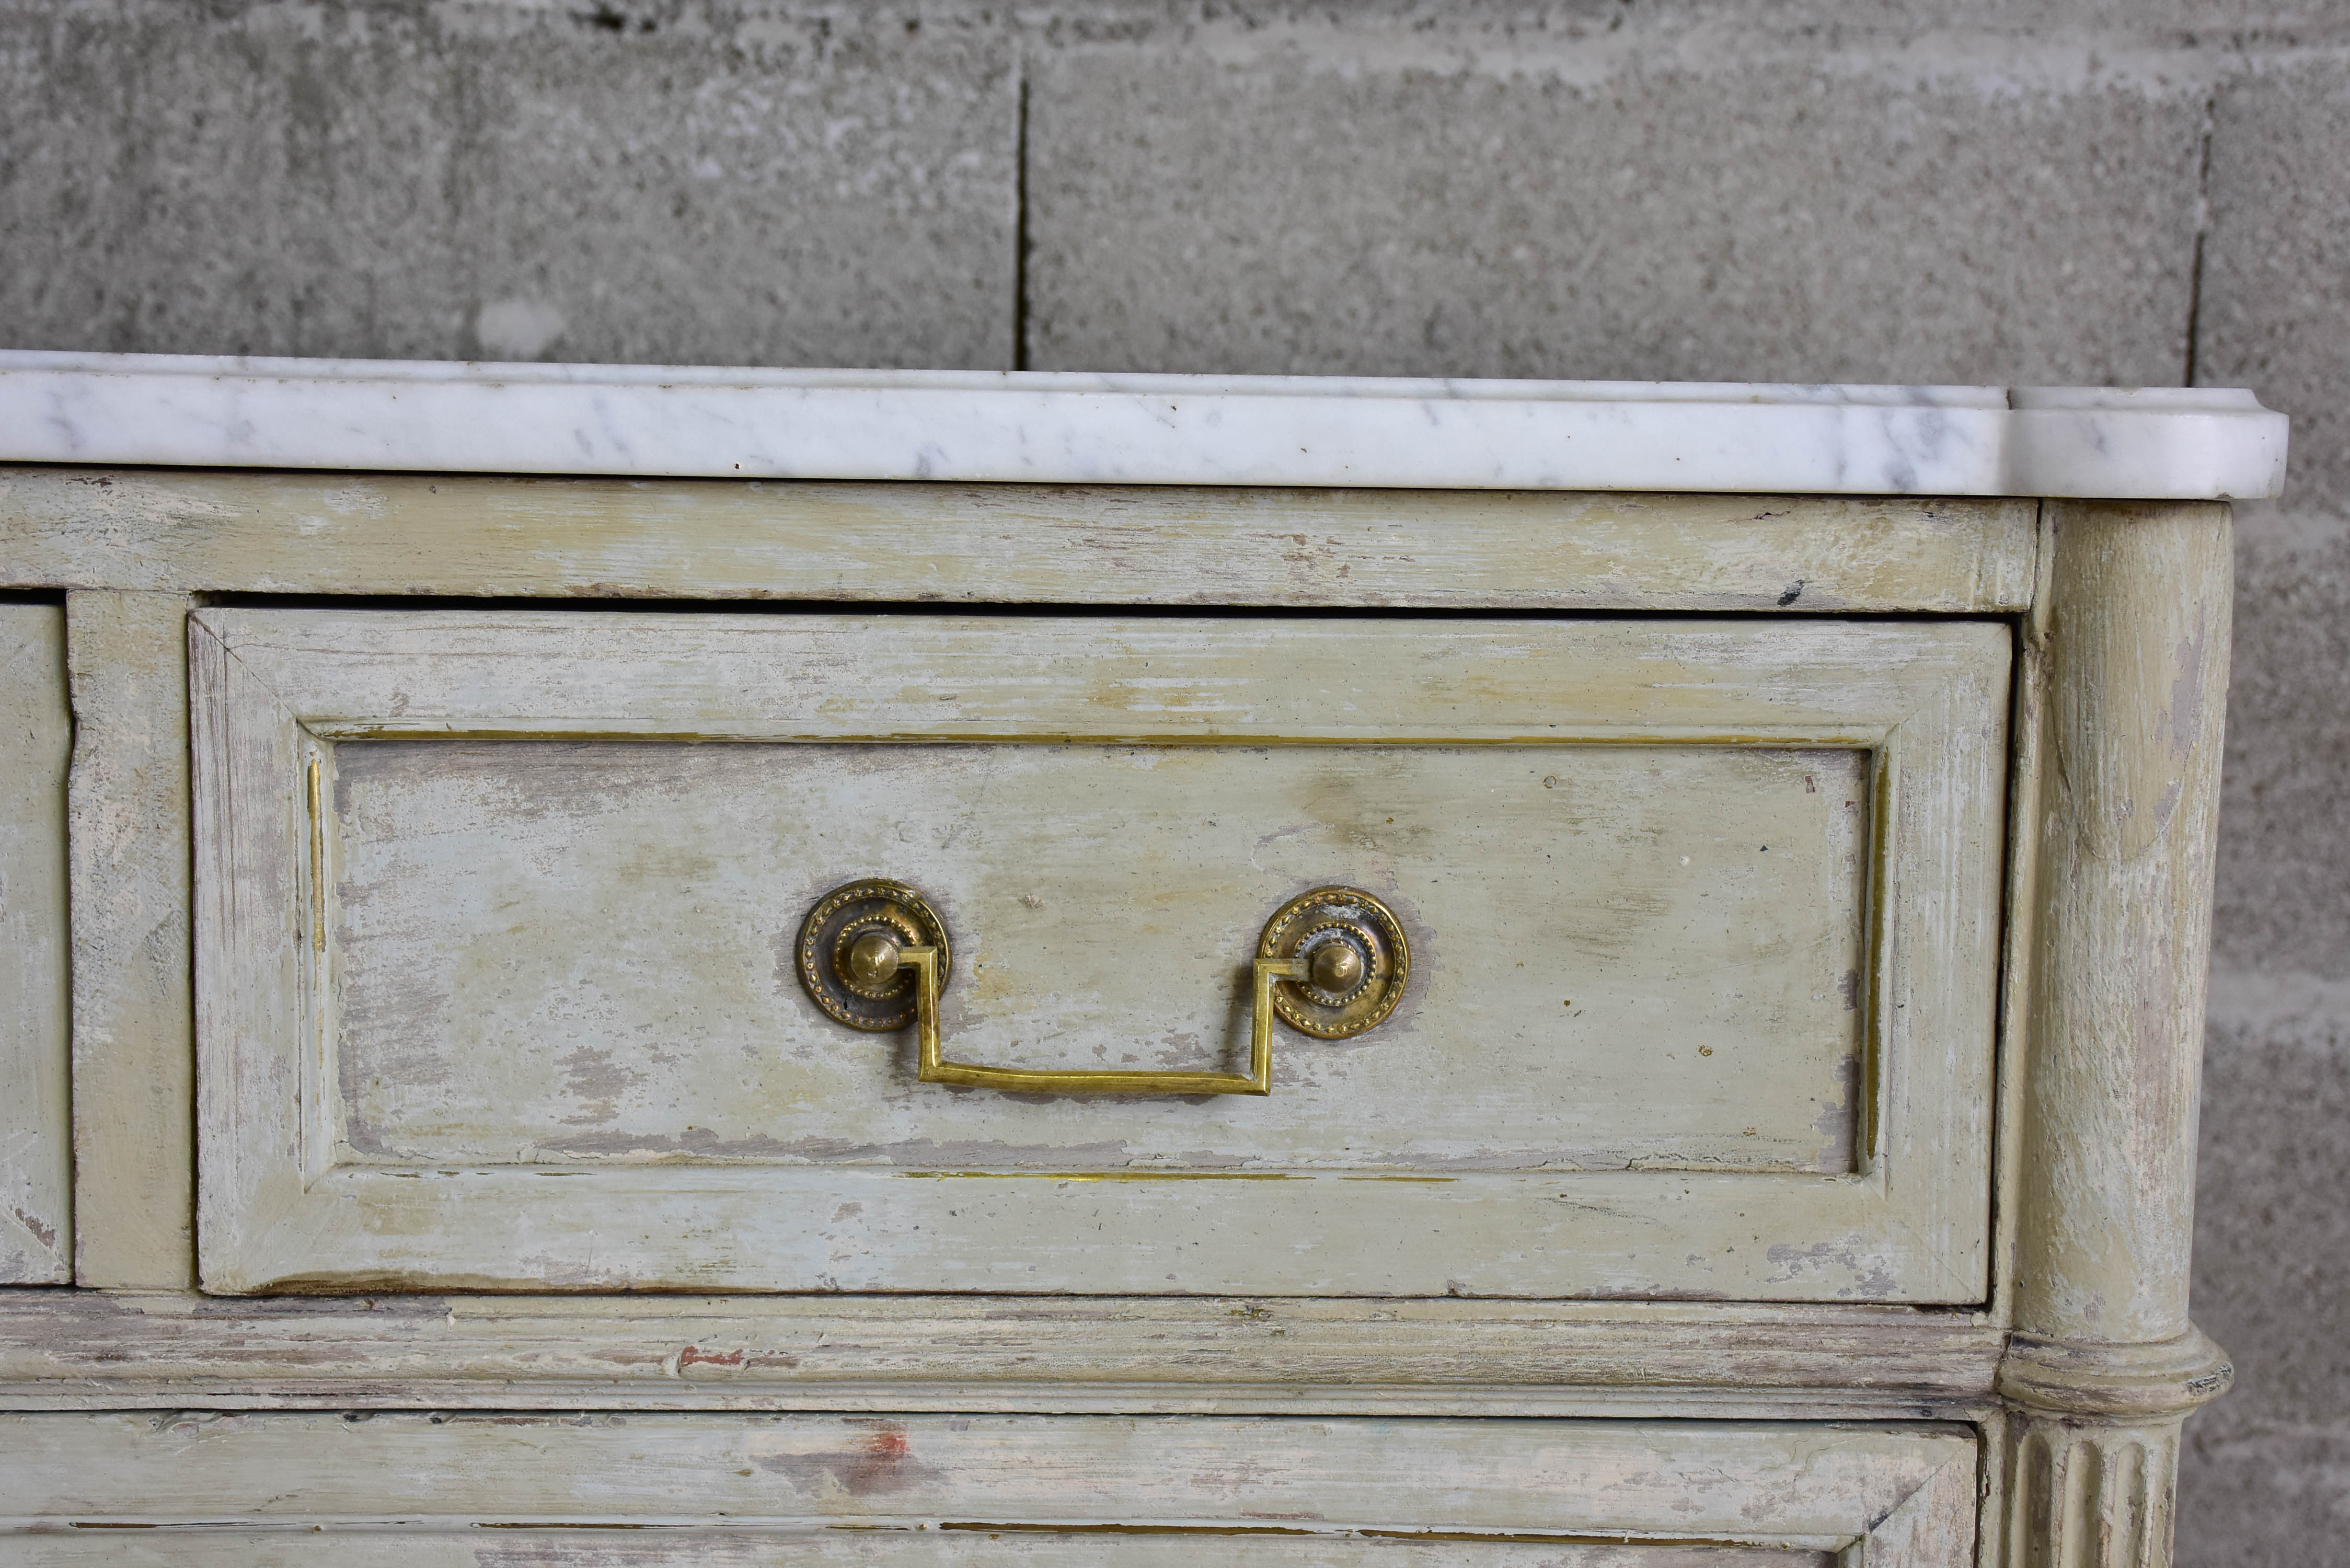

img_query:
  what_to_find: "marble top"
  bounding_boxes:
[0,351,2287,499]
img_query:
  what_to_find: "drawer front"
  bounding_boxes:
[193,611,2007,1298]
[0,1412,1978,1566]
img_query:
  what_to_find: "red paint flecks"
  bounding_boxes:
[753,1420,937,1495]
[677,1345,745,1371]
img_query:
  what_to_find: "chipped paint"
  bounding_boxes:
[191,609,2006,1299]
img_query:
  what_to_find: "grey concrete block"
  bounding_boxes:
[0,2,1017,367]
[2191,974,2350,1421]
[2197,509,2350,1568]
[2179,1414,2350,1568]
[2210,508,2350,978]
[2189,74,2350,1537]
[1023,40,2206,383]
[1029,2,2350,44]
[2198,59,2350,515]
[2182,973,2350,1565]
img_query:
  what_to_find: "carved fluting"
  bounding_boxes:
[1998,1331,2232,1568]
[2006,1417,2177,1568]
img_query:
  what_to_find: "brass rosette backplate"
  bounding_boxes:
[1257,886,1410,1039]
[798,878,951,1032]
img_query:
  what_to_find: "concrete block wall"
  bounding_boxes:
[2,2,1019,366]
[3,4,2345,1561]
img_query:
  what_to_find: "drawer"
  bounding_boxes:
[0,1411,1978,1565]
[192,609,2008,1299]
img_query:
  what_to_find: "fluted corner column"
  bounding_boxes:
[2001,502,2235,1568]
[1998,1330,2233,1568]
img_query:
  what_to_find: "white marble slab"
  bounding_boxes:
[0,351,2286,499]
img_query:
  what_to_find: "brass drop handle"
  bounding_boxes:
[797,880,1408,1097]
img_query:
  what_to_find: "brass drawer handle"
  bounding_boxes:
[797,881,1408,1096]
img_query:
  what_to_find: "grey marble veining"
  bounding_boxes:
[0,352,2287,499]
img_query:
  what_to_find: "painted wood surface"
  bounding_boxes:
[0,1412,1976,1568]
[63,591,195,1288]
[1996,501,2237,1568]
[2011,503,2231,1345]
[0,470,2243,1568]
[0,470,2038,613]
[0,1292,2003,1417]
[192,612,2008,1299]
[0,1533,1832,1567]
[328,740,1869,1174]
[0,605,70,1283]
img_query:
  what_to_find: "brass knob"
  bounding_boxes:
[845,929,904,990]
[1308,941,1364,993]
[797,878,951,1031]
[1258,886,1409,1039]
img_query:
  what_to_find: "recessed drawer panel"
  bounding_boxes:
[193,611,2007,1298]
[332,738,1867,1174]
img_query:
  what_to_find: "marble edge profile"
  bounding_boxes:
[0,351,2289,500]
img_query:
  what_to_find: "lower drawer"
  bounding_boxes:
[0,1413,1976,1565]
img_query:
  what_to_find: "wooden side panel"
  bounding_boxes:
[0,605,71,1283]
[194,612,2008,1300]
[0,1412,1976,1568]
[0,470,2040,613]
[64,591,195,1288]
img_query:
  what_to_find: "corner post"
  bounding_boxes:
[2001,501,2236,1567]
